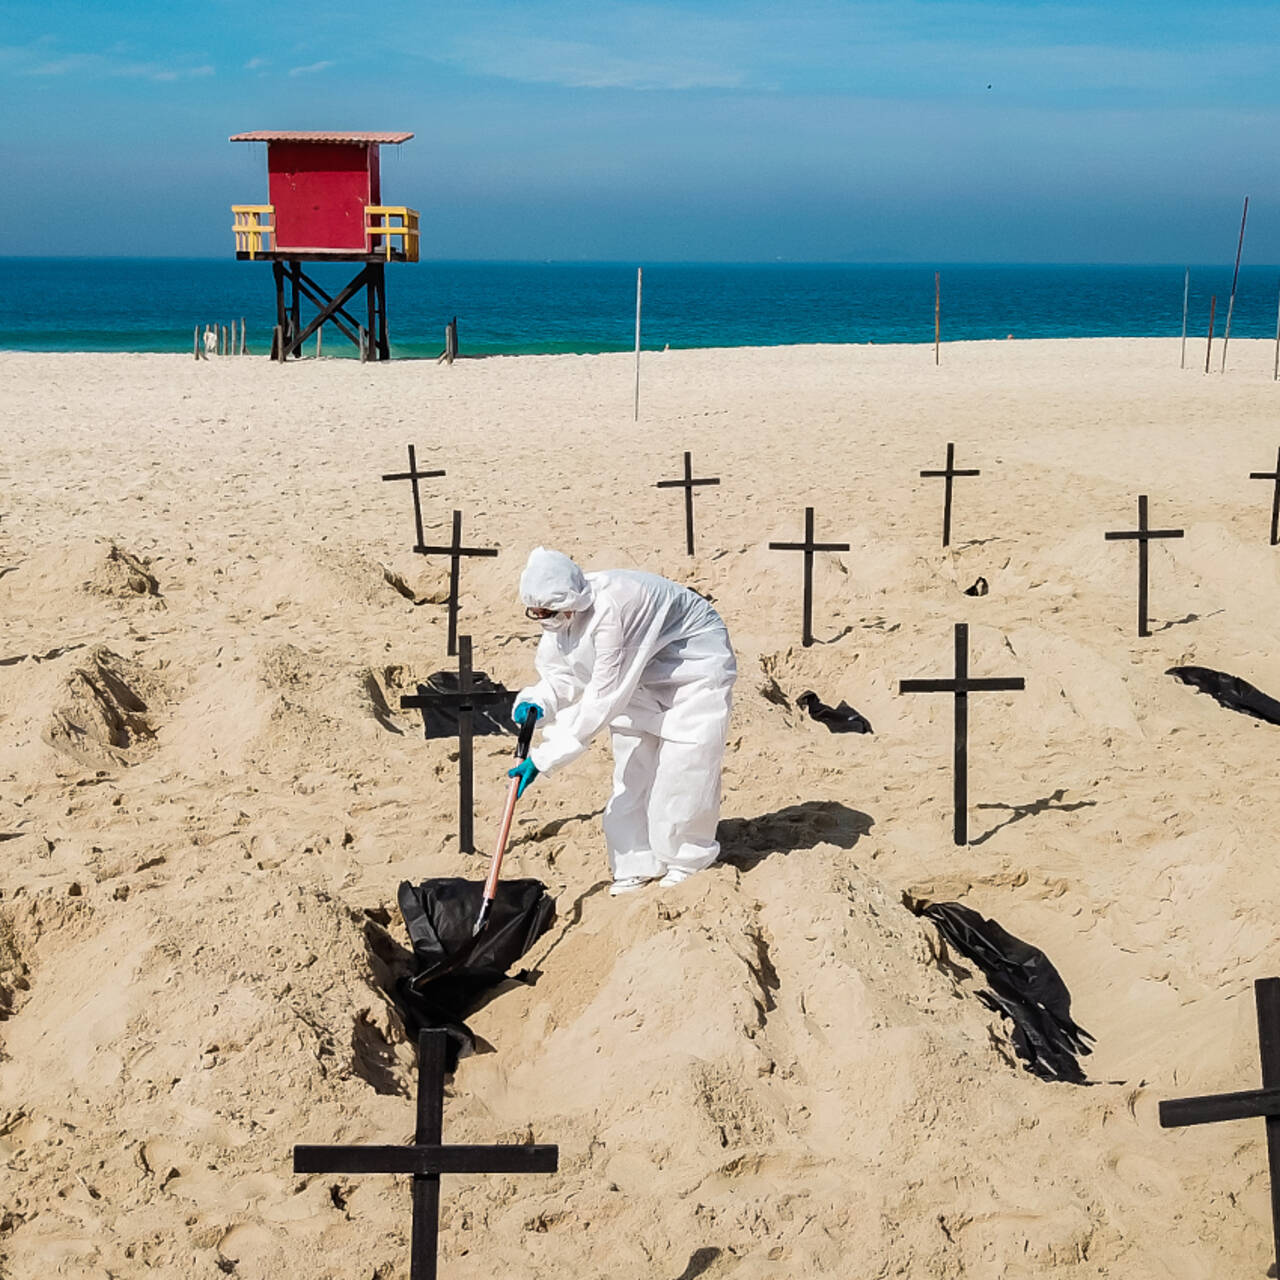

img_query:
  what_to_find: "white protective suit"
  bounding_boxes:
[516,548,737,881]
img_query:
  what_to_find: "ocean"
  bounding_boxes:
[2,259,1278,358]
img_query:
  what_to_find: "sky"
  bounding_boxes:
[3,0,1280,262]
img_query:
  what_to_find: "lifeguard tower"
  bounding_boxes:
[230,130,419,361]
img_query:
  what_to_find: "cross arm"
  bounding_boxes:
[656,478,720,488]
[768,542,852,552]
[920,469,981,478]
[383,469,447,481]
[1159,1086,1280,1128]
[899,679,958,693]
[1105,530,1185,540]
[400,691,513,710]
[899,678,1024,694]
[415,545,501,558]
[293,1143,560,1175]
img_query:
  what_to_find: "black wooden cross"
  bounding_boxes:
[655,451,720,555]
[416,510,499,657]
[400,636,511,854]
[920,442,981,548]
[382,444,446,552]
[1160,977,1280,1274]
[768,507,851,647]
[899,621,1025,846]
[1250,446,1280,546]
[295,1028,558,1280]
[1103,495,1184,637]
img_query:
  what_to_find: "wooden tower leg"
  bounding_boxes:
[272,261,288,361]
[289,261,302,358]
[374,262,390,361]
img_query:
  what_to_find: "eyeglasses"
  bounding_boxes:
[525,607,558,620]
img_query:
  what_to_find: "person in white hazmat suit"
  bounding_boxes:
[507,547,737,895]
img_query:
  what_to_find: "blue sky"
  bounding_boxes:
[4,0,1280,261]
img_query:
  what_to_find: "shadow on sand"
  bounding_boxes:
[717,800,874,871]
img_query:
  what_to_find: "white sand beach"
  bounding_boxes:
[2,337,1280,1277]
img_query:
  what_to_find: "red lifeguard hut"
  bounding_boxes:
[230,130,419,361]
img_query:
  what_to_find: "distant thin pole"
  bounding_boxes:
[1205,295,1217,374]
[1221,195,1249,373]
[1180,268,1189,370]
[1273,281,1280,381]
[934,271,941,366]
[633,268,643,422]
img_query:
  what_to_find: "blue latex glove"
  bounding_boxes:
[513,700,544,728]
[508,757,539,798]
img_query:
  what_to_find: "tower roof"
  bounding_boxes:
[230,130,413,144]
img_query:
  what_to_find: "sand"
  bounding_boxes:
[2,337,1279,1278]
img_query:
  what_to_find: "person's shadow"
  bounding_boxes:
[717,801,873,871]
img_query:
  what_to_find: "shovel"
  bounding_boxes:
[473,708,538,936]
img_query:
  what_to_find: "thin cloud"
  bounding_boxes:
[444,36,743,90]
[289,60,335,77]
[245,57,270,71]
[7,41,216,82]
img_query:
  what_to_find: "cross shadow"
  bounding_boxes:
[363,673,403,734]
[968,789,1096,846]
[1151,608,1224,634]
[717,801,874,871]
[674,1248,722,1280]
[509,808,605,851]
[812,624,854,645]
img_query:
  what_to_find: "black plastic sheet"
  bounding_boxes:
[795,690,873,734]
[1166,665,1280,727]
[409,670,516,739]
[919,900,1093,1083]
[395,878,556,1065]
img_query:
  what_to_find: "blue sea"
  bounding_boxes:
[2,259,1279,358]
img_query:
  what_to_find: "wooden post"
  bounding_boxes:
[1205,296,1217,374]
[1274,283,1280,382]
[634,267,643,422]
[359,325,368,363]
[240,317,247,356]
[1104,495,1185,637]
[1180,268,1189,370]
[316,326,322,359]
[934,271,941,366]
[193,326,202,361]
[1221,195,1249,373]
[271,325,284,363]
[1159,978,1280,1276]
[897,622,1025,846]
[767,508,851,648]
[293,1028,558,1280]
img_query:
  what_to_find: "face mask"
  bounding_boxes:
[539,613,573,633]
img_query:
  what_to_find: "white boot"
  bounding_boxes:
[609,875,655,897]
[658,866,697,887]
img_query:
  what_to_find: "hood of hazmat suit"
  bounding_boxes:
[515,550,737,776]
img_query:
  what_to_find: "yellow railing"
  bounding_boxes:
[232,205,275,258]
[365,206,420,262]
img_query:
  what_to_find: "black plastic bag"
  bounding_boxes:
[407,672,516,740]
[795,690,873,734]
[394,878,556,1065]
[1167,665,1280,727]
[918,901,1093,1083]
